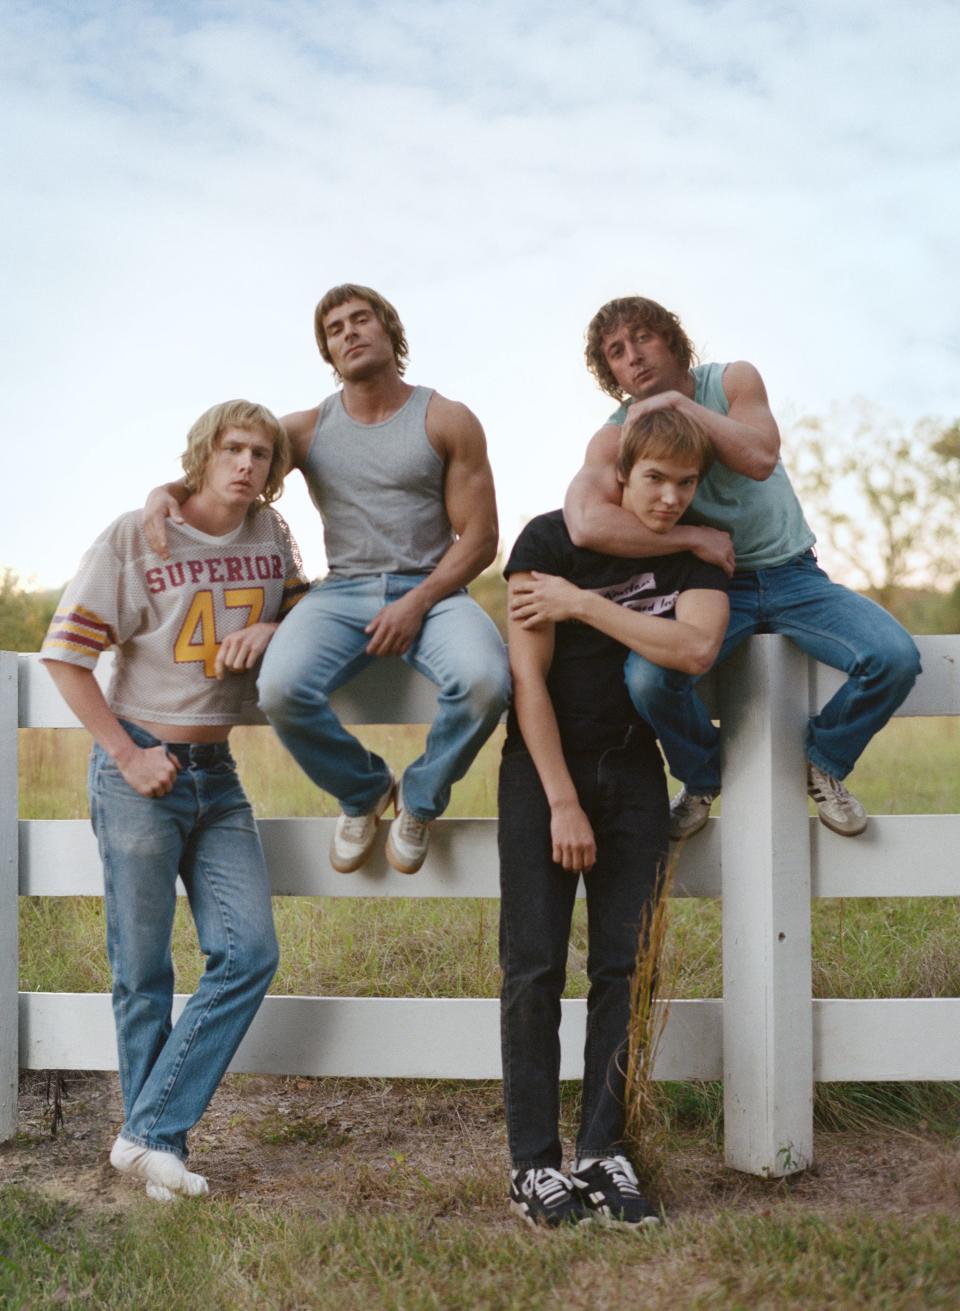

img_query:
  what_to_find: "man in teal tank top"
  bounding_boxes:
[564,296,920,839]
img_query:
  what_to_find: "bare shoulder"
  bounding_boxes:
[281,406,320,468]
[425,391,486,457]
[721,360,768,400]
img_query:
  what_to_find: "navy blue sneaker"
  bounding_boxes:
[571,1155,660,1226]
[509,1167,588,1228]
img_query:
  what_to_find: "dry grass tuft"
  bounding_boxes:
[624,850,682,1196]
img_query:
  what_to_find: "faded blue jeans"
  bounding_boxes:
[258,574,511,821]
[89,722,278,1160]
[624,550,921,791]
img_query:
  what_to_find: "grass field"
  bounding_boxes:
[7,717,960,1309]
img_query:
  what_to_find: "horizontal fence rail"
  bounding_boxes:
[5,635,960,1177]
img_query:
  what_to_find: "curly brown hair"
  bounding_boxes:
[585,297,697,400]
[314,284,410,378]
[181,400,290,505]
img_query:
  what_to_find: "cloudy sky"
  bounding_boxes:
[4,0,958,589]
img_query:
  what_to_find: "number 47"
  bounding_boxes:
[173,588,265,678]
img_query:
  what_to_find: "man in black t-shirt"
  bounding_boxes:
[500,408,729,1229]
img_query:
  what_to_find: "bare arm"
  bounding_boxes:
[510,574,729,676]
[44,661,180,797]
[624,361,780,481]
[507,575,595,871]
[564,426,736,572]
[364,396,500,656]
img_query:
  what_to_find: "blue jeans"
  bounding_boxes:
[89,722,279,1160]
[624,550,921,790]
[498,737,668,1168]
[258,574,510,821]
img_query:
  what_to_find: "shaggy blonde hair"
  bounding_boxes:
[181,400,289,505]
[586,296,697,401]
[616,408,713,483]
[314,283,410,378]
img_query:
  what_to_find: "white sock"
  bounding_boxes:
[145,1181,176,1203]
[574,1157,599,1171]
[110,1135,209,1197]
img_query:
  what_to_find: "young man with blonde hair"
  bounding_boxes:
[500,408,728,1227]
[566,296,921,839]
[43,400,308,1200]
[145,286,510,875]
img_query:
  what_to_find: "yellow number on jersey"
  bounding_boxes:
[173,588,265,679]
[173,591,219,678]
[224,587,264,626]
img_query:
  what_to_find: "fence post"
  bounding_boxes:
[719,635,813,1176]
[0,652,19,1141]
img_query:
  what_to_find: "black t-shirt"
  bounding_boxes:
[503,510,728,754]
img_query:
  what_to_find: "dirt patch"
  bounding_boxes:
[3,1071,957,1223]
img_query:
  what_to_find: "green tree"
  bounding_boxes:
[0,570,58,652]
[783,402,960,614]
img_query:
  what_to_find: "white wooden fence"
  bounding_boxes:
[4,635,960,1177]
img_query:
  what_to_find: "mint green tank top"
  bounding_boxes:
[608,363,814,571]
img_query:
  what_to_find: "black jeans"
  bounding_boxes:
[498,736,668,1169]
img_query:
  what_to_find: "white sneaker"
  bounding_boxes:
[669,787,719,841]
[807,763,867,836]
[330,774,396,872]
[385,804,431,874]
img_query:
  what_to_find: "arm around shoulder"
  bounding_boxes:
[280,407,319,472]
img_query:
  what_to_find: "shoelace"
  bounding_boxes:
[522,1168,573,1205]
[398,811,428,843]
[808,769,854,805]
[340,813,375,840]
[594,1155,641,1197]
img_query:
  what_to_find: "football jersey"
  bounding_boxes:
[41,506,310,726]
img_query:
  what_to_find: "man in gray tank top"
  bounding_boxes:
[564,295,920,841]
[146,284,509,875]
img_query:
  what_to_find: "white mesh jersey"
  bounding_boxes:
[41,506,310,725]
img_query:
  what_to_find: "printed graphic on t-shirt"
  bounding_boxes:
[588,571,680,616]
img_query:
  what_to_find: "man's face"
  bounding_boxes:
[322,297,395,380]
[601,320,685,399]
[202,425,274,508]
[620,454,700,534]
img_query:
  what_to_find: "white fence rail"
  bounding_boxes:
[4,636,960,1177]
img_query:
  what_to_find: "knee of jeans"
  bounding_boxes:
[449,660,511,722]
[868,631,922,693]
[623,653,687,709]
[257,667,329,726]
[501,945,567,993]
[473,663,511,719]
[237,926,280,989]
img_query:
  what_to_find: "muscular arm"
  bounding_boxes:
[44,661,180,797]
[364,395,500,655]
[510,575,729,676]
[624,361,780,481]
[564,427,736,571]
[507,576,595,871]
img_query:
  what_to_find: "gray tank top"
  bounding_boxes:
[303,385,454,577]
